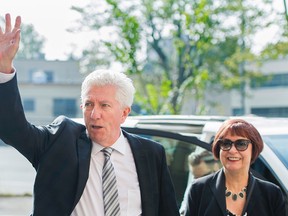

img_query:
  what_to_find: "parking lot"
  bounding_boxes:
[0,146,34,215]
[0,196,32,216]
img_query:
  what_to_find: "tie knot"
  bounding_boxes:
[102,147,113,158]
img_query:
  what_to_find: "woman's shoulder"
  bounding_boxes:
[252,175,286,214]
[253,175,283,195]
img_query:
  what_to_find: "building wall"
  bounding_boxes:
[182,58,288,117]
[231,59,288,117]
[181,89,232,116]
[14,59,85,125]
[14,58,288,120]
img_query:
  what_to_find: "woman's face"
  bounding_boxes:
[219,133,253,174]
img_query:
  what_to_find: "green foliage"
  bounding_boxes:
[0,17,45,60]
[134,76,173,114]
[17,24,46,60]
[71,0,286,115]
[260,21,288,59]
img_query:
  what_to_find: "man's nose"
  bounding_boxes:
[90,107,101,119]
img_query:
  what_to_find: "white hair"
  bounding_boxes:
[81,69,135,108]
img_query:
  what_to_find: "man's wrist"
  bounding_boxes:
[0,69,16,83]
[0,64,14,74]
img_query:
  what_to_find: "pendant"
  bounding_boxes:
[232,193,237,201]
[225,191,232,197]
[225,186,247,201]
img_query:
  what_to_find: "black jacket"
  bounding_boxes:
[184,169,286,216]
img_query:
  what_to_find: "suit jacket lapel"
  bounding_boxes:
[242,173,256,214]
[72,132,92,209]
[122,130,153,216]
[210,169,228,215]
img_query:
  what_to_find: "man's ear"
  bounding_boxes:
[121,107,131,121]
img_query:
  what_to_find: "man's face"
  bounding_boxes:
[191,161,212,179]
[81,85,130,147]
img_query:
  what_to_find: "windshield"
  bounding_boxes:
[263,135,288,169]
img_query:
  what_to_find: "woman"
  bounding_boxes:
[184,119,286,216]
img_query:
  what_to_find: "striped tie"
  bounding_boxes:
[102,147,121,216]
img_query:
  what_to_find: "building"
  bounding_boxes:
[13,58,288,121]
[14,59,85,125]
[182,58,288,117]
[232,59,288,117]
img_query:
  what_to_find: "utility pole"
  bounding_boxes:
[239,0,247,115]
[284,0,288,23]
[239,61,246,115]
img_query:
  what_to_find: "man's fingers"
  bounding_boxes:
[14,29,21,45]
[14,16,21,30]
[2,14,21,36]
[5,13,12,33]
[12,16,21,34]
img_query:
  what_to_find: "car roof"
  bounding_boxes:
[122,115,227,135]
[73,115,288,136]
[73,115,227,135]
[202,116,288,135]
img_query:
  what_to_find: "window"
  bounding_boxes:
[232,108,244,116]
[251,73,288,88]
[30,70,54,84]
[251,107,288,117]
[23,99,35,112]
[44,71,54,83]
[53,99,77,117]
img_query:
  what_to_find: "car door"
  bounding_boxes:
[121,126,221,208]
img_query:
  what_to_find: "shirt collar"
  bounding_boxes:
[91,130,126,155]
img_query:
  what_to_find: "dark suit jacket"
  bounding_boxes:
[0,76,179,216]
[184,169,286,216]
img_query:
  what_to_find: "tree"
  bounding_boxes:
[70,0,285,115]
[215,0,277,115]
[16,24,46,60]
[284,0,288,24]
[0,17,46,60]
[260,1,288,60]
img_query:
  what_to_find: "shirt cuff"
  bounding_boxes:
[0,69,16,83]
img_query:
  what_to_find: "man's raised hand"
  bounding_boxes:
[0,13,21,73]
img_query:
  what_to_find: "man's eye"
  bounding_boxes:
[102,104,110,107]
[84,102,93,107]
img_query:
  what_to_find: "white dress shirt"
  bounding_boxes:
[71,131,142,216]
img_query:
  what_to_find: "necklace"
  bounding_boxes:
[225,186,247,201]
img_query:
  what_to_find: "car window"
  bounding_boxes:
[0,138,7,146]
[123,128,221,208]
[263,135,288,169]
[251,157,279,185]
[150,134,223,209]
[146,135,196,206]
[251,156,288,214]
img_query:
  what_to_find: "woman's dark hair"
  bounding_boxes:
[212,119,263,163]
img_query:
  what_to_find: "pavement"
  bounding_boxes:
[0,147,34,215]
[0,196,32,216]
